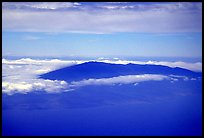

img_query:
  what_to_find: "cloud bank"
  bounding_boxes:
[2,72,196,95]
[2,58,86,75]
[2,58,201,95]
[97,59,202,72]
[2,58,83,95]
[2,79,69,95]
[70,74,169,87]
[2,2,202,33]
[3,58,202,72]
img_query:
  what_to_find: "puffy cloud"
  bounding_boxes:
[2,79,69,95]
[2,58,87,95]
[2,81,33,93]
[2,2,202,33]
[2,58,78,95]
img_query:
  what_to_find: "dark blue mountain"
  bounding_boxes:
[40,61,201,81]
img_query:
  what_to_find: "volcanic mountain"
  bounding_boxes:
[40,61,201,81]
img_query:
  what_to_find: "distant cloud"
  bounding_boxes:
[2,58,87,80]
[2,2,80,10]
[3,58,202,72]
[2,58,85,66]
[2,2,202,34]
[144,61,202,72]
[96,59,202,72]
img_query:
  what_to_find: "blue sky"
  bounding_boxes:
[2,2,202,58]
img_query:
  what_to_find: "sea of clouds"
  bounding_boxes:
[2,58,201,95]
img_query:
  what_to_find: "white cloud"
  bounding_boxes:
[70,74,169,87]
[2,58,201,95]
[1,73,170,95]
[169,75,189,82]
[2,71,197,95]
[2,2,78,10]
[2,79,69,95]
[2,58,87,95]
[68,73,198,88]
[145,61,202,72]
[2,58,86,74]
[2,2,202,33]
[2,58,86,65]
[2,58,88,94]
[96,59,202,72]
[2,81,33,93]
[3,58,202,72]
[28,2,75,10]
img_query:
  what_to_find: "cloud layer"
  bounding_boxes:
[2,58,86,75]
[2,58,82,95]
[2,79,69,95]
[2,2,202,33]
[70,74,169,87]
[2,58,201,95]
[3,58,202,72]
[98,59,202,72]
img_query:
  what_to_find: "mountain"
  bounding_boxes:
[39,61,201,81]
